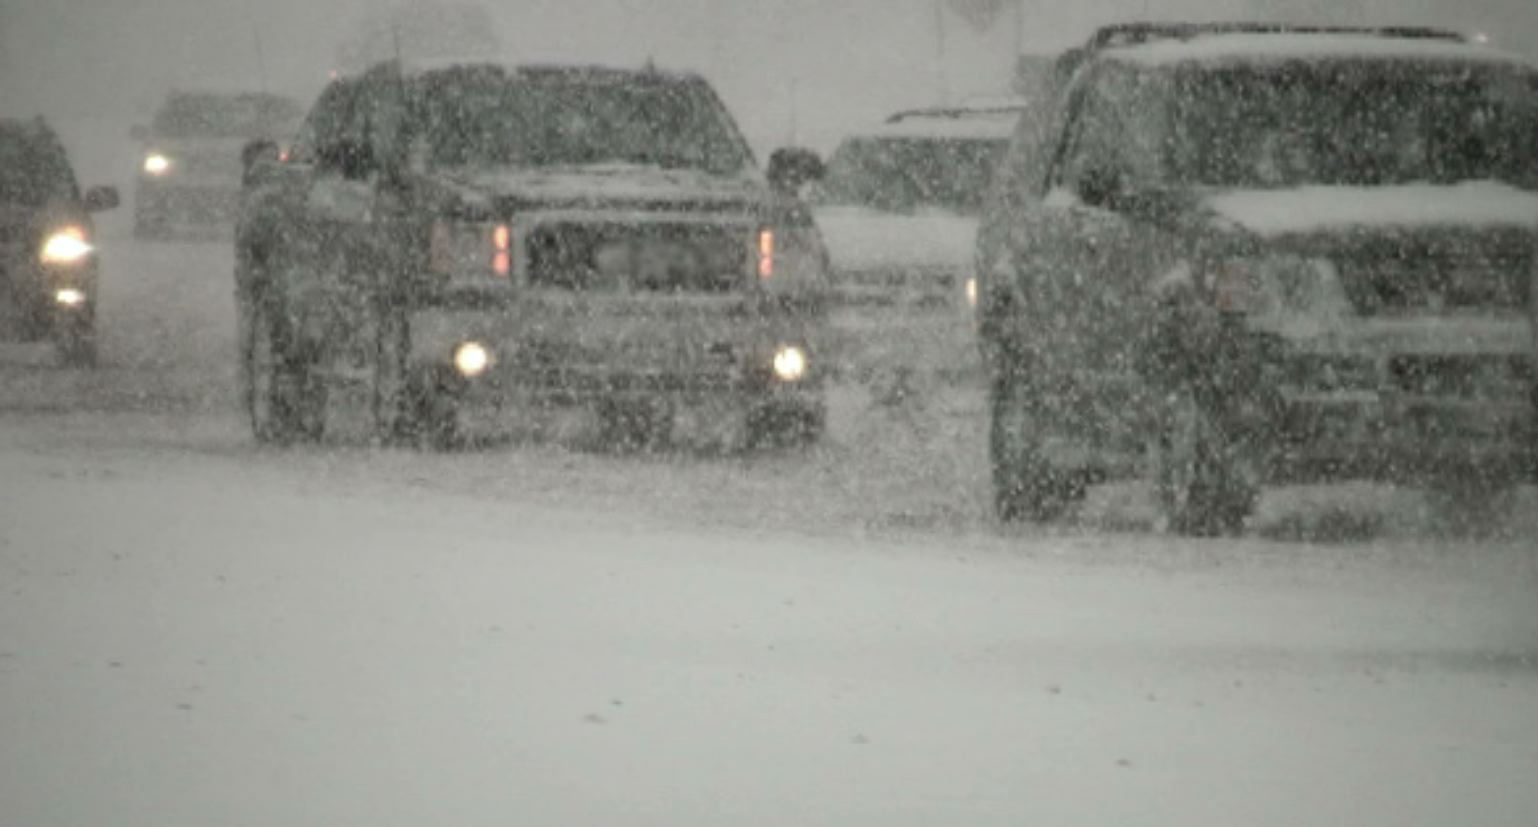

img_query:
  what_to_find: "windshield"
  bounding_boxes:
[819,136,1004,214]
[1170,60,1538,189]
[413,70,753,175]
[152,94,305,139]
[0,128,76,205]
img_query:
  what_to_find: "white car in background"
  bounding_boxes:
[812,101,1025,387]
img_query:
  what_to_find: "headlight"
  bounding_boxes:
[453,341,492,378]
[40,227,94,264]
[965,277,979,309]
[772,345,808,383]
[143,153,172,176]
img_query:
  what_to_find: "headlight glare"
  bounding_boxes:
[40,227,94,264]
[772,345,808,383]
[453,341,492,378]
[143,153,172,175]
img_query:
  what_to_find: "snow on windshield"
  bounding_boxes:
[1169,59,1538,188]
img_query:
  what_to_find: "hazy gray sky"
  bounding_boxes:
[4,0,1534,175]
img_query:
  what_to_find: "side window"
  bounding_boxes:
[1053,64,1167,196]
[287,80,359,164]
[989,94,1065,207]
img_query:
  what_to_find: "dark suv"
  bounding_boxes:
[0,118,120,366]
[975,25,1538,534]
[236,61,830,450]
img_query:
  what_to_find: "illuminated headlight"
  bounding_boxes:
[772,345,808,383]
[40,228,94,264]
[965,277,979,308]
[453,341,492,378]
[55,288,88,308]
[143,153,172,176]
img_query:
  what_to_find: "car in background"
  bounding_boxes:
[236,60,830,451]
[0,118,119,367]
[813,100,1024,387]
[975,23,1538,534]
[133,91,303,240]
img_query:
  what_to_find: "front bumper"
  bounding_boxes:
[0,251,96,339]
[406,308,825,411]
[1270,391,1536,484]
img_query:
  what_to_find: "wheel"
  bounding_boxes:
[1149,383,1261,537]
[398,370,464,452]
[988,373,1085,523]
[54,317,98,368]
[245,299,321,445]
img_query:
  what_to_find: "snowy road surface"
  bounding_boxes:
[2,227,1537,826]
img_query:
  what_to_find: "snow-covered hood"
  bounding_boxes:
[814,205,978,276]
[438,164,772,215]
[1203,181,1538,239]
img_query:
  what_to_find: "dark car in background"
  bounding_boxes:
[0,118,120,366]
[133,91,303,240]
[236,61,831,451]
[975,24,1538,534]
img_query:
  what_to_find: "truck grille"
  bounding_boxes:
[526,222,750,294]
[1389,355,1529,399]
[1334,234,1532,316]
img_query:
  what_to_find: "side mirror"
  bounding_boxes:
[767,147,825,197]
[317,138,376,182]
[129,124,150,142]
[83,186,120,213]
[1076,164,1127,211]
[241,139,282,186]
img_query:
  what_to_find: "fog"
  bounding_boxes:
[5,0,1536,178]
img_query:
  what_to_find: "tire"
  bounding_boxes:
[245,299,320,445]
[988,373,1085,523]
[55,318,98,369]
[397,369,464,452]
[1149,383,1261,537]
[58,334,98,369]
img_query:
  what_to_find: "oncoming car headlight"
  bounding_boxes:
[143,153,172,176]
[772,345,808,383]
[40,227,94,265]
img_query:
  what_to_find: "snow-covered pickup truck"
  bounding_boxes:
[235,61,831,450]
[975,23,1538,534]
[814,103,1022,387]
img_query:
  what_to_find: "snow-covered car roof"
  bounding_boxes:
[1111,32,1534,70]
[864,111,1021,142]
[383,57,703,85]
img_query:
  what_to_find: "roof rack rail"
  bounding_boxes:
[1050,22,1470,87]
[1084,21,1468,50]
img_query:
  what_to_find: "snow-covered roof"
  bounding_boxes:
[1112,33,1534,70]
[865,113,1020,142]
[383,57,700,84]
